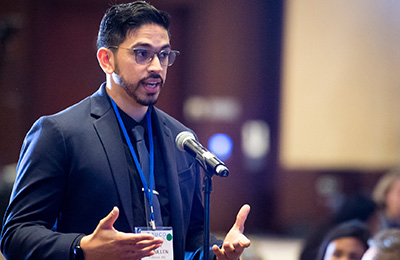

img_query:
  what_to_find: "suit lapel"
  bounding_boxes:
[153,109,185,257]
[89,87,187,251]
[91,85,134,231]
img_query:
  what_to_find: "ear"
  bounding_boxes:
[97,47,115,74]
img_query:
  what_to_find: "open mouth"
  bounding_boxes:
[145,82,159,88]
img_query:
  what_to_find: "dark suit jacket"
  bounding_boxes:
[1,84,205,260]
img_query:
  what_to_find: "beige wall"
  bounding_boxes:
[280,0,400,170]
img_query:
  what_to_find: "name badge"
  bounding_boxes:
[135,227,174,260]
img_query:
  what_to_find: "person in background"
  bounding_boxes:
[361,228,400,260]
[372,167,400,230]
[300,193,377,260]
[0,1,250,259]
[0,164,16,227]
[316,220,370,260]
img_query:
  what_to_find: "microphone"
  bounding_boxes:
[175,131,229,177]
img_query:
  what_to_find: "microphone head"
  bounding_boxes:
[175,131,195,151]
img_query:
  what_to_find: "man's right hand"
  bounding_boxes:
[80,207,163,260]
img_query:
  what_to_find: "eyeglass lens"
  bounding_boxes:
[134,49,179,66]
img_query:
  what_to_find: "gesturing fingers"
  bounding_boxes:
[212,244,224,259]
[222,242,238,259]
[213,239,251,260]
[113,233,164,259]
[233,204,250,232]
[117,232,163,249]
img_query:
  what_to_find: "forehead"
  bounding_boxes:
[326,237,366,253]
[125,23,170,47]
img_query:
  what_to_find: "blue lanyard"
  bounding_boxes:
[109,97,156,228]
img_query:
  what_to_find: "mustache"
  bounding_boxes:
[145,74,162,80]
[140,74,163,85]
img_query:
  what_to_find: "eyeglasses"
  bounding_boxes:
[108,46,180,67]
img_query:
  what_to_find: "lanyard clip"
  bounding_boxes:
[150,206,156,230]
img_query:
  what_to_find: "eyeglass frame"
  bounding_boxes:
[108,46,180,67]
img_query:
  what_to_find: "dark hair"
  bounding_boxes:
[316,220,370,260]
[96,1,170,49]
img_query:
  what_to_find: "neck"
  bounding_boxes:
[106,81,148,122]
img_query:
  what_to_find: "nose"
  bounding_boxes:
[147,53,163,73]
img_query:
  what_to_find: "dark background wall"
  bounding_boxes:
[0,0,386,236]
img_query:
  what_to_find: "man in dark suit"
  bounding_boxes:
[0,1,250,260]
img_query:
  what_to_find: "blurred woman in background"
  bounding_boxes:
[316,220,370,260]
[373,167,400,230]
[361,228,400,260]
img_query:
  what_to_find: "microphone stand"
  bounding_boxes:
[203,172,212,260]
[203,167,228,260]
[176,132,229,259]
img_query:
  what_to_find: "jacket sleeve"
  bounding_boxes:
[0,117,81,260]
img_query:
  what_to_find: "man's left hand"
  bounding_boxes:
[212,204,251,260]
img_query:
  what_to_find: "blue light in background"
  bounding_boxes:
[208,133,233,161]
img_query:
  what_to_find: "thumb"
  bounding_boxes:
[234,204,250,232]
[98,206,119,230]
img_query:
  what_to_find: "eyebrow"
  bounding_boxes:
[132,43,171,50]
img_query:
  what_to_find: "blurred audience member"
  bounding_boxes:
[361,228,400,260]
[373,167,400,230]
[0,164,16,223]
[316,220,370,260]
[300,193,377,260]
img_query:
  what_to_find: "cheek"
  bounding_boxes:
[162,69,168,80]
[387,191,400,207]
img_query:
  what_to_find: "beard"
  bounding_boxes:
[115,64,163,106]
